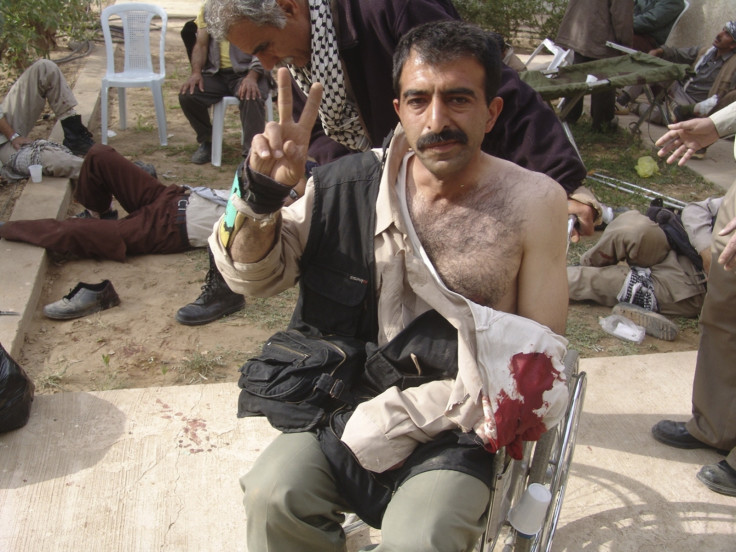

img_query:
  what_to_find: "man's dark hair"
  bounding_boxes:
[392,20,502,103]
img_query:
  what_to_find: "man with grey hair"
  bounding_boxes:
[175,0,599,327]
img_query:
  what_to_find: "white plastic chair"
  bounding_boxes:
[100,3,168,146]
[211,93,274,167]
[525,38,573,73]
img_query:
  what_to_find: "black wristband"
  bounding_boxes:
[238,160,294,214]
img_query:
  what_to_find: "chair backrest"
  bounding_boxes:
[101,3,167,78]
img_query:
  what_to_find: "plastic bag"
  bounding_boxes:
[635,156,660,178]
[599,315,646,343]
[0,343,35,432]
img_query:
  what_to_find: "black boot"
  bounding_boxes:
[61,114,94,157]
[176,247,246,326]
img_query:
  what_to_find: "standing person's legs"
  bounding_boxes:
[375,470,489,552]
[227,72,267,157]
[632,34,658,53]
[590,87,617,130]
[562,52,592,124]
[684,181,736,495]
[241,432,350,552]
[686,182,736,452]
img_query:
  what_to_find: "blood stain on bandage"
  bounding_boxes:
[492,352,561,457]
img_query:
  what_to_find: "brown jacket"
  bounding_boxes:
[556,0,633,59]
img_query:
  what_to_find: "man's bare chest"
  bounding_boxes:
[410,199,523,307]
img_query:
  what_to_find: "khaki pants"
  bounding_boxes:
[687,181,736,469]
[0,59,83,178]
[567,210,706,316]
[241,432,490,552]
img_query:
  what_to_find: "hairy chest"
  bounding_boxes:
[409,195,523,308]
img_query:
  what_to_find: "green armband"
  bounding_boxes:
[219,172,246,250]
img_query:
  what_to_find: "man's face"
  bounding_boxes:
[226,11,311,70]
[393,51,501,179]
[713,28,736,53]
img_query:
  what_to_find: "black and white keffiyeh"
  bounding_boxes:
[0,140,72,182]
[289,0,371,152]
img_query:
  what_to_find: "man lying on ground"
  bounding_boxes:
[0,59,94,181]
[0,144,228,263]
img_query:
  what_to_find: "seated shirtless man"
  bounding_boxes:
[211,21,569,551]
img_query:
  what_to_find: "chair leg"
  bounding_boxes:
[118,87,127,130]
[211,100,225,167]
[101,85,109,145]
[152,82,168,146]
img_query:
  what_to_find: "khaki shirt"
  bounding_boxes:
[711,101,736,160]
[210,126,569,471]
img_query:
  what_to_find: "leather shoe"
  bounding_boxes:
[44,280,120,320]
[652,420,727,453]
[190,142,212,164]
[176,248,245,325]
[697,460,736,497]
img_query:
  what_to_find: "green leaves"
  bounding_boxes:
[455,0,568,43]
[0,0,98,75]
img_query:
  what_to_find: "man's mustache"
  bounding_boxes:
[416,129,468,151]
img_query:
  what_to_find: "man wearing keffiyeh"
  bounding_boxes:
[210,20,570,550]
[174,0,604,328]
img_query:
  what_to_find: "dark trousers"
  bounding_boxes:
[0,145,189,261]
[178,71,269,155]
[633,34,658,53]
[564,52,617,129]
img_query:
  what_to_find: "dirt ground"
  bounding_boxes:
[1,21,701,396]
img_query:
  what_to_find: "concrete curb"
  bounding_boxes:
[0,42,104,358]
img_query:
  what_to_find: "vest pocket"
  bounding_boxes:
[301,264,369,336]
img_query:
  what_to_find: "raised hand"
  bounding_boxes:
[249,67,323,187]
[655,118,720,166]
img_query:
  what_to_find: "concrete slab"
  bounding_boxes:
[2,352,734,551]
[555,351,736,550]
[0,33,104,358]
[0,176,70,357]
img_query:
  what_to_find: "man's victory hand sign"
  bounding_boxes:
[249,67,323,187]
